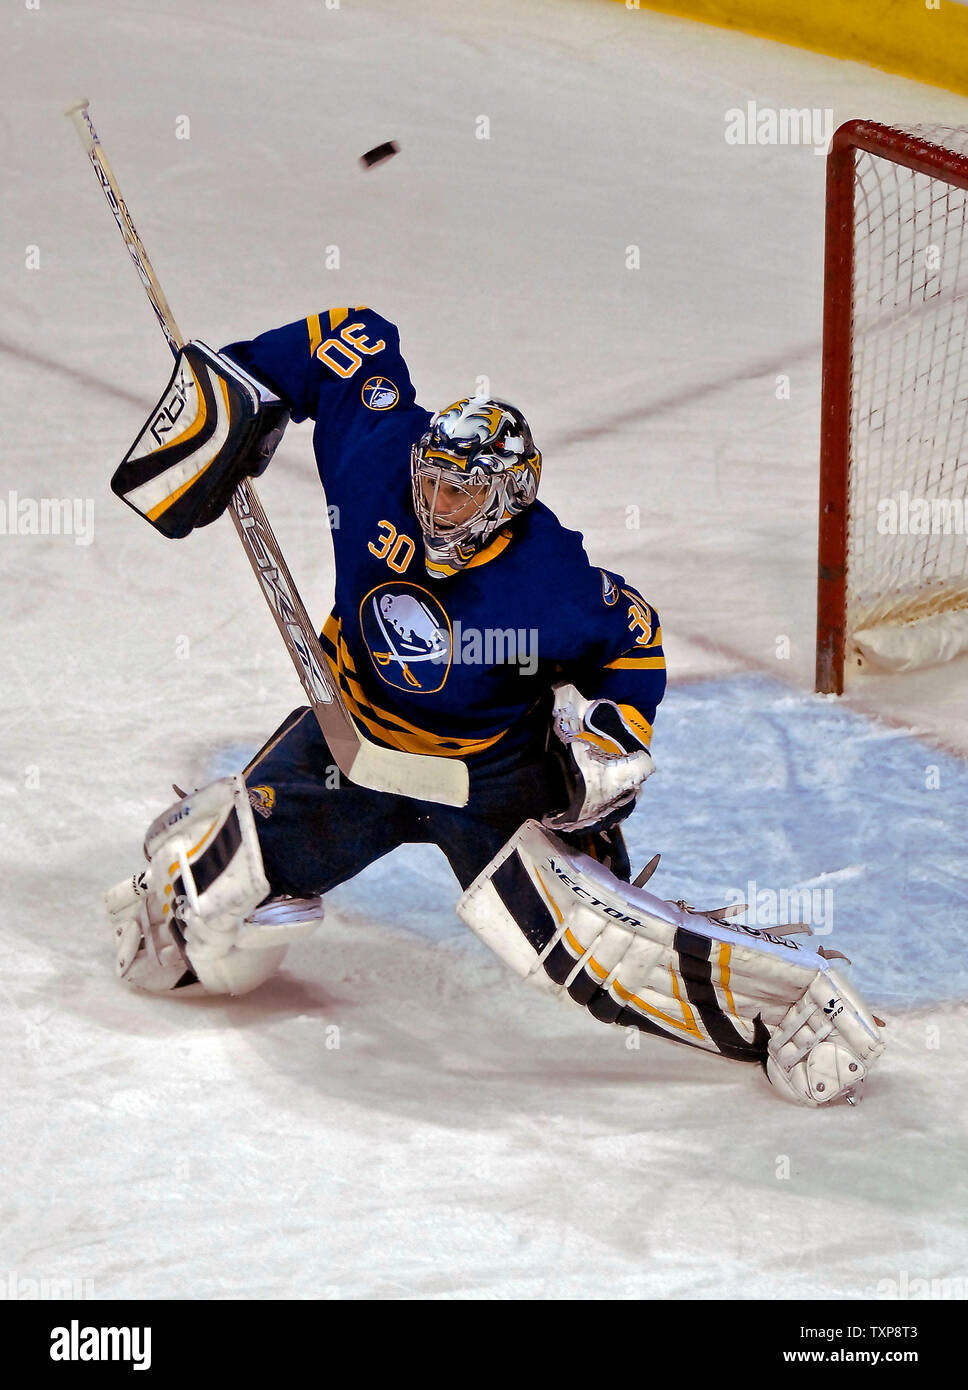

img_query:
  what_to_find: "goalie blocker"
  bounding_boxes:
[112,341,289,538]
[457,821,886,1107]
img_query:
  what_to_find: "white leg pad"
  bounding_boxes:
[766,971,884,1106]
[457,820,885,1104]
[106,774,323,997]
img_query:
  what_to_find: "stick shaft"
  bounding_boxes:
[66,100,184,356]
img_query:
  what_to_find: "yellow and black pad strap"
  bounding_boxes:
[488,847,767,1063]
[112,341,288,539]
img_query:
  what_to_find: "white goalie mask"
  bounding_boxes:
[410,396,542,579]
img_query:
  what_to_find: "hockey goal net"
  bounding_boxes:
[816,120,968,694]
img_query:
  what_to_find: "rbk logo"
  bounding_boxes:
[150,367,194,444]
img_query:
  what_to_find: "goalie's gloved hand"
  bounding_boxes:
[543,684,655,834]
[112,341,290,540]
[242,403,289,479]
[191,398,289,529]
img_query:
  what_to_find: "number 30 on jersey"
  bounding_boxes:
[368,519,415,573]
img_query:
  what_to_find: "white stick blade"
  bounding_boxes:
[347,742,469,807]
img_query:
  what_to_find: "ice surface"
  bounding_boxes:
[2,0,967,1300]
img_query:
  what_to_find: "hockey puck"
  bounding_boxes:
[360,141,399,169]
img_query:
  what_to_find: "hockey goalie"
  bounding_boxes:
[106,307,885,1108]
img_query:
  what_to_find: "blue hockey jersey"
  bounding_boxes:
[223,308,666,776]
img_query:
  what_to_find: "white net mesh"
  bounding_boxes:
[848,126,968,654]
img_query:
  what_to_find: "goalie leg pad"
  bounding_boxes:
[765,972,884,1106]
[106,775,323,996]
[456,820,885,1103]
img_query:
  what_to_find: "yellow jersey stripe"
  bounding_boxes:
[325,617,463,742]
[335,671,503,758]
[604,655,666,671]
[320,622,506,757]
[328,307,349,331]
[322,613,361,674]
[324,615,508,752]
[307,313,323,356]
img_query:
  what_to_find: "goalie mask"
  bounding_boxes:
[411,397,542,579]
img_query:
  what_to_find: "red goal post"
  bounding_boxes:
[816,120,968,694]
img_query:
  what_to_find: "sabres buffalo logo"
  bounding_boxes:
[600,570,619,606]
[360,582,452,692]
[248,784,276,819]
[361,376,400,411]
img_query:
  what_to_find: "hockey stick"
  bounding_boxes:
[66,99,469,807]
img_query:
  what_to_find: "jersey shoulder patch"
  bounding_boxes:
[600,569,620,606]
[361,376,400,411]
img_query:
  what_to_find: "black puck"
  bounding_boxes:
[360,141,399,169]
